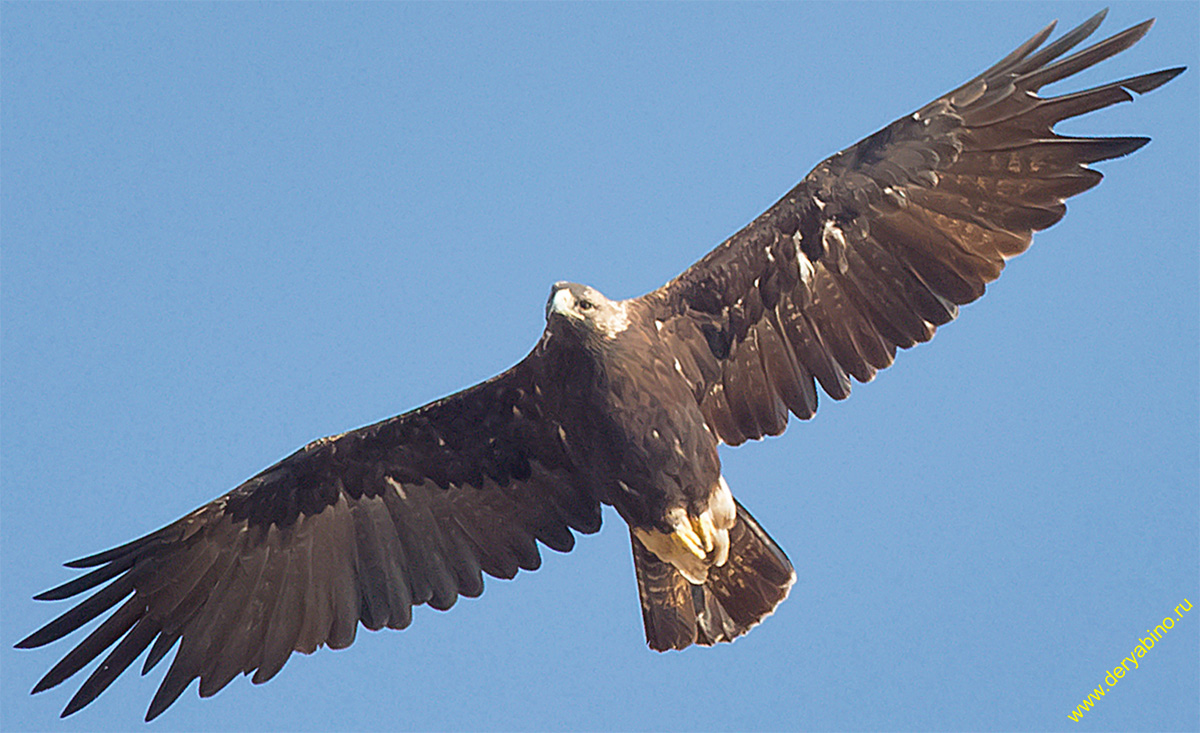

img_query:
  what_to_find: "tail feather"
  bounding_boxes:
[631,500,794,651]
[631,531,698,651]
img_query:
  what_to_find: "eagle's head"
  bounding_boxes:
[545,281,631,341]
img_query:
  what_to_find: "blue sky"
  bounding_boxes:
[2,3,1196,731]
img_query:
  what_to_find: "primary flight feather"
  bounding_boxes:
[18,9,1183,721]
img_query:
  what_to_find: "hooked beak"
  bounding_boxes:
[546,283,575,320]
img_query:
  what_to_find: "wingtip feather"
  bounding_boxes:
[1134,66,1186,93]
[14,634,39,650]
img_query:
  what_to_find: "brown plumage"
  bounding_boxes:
[18,10,1182,721]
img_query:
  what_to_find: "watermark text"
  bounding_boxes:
[1068,598,1192,722]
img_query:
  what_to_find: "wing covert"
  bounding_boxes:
[17,354,600,720]
[642,11,1183,445]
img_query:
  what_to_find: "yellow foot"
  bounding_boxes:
[632,476,736,584]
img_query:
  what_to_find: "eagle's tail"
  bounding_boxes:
[630,499,795,651]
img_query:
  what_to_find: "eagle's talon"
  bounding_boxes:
[696,513,717,553]
[674,524,706,560]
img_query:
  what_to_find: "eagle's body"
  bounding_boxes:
[544,284,721,532]
[542,283,765,600]
[18,10,1182,722]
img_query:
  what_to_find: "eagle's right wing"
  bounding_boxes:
[18,353,600,720]
[640,11,1182,445]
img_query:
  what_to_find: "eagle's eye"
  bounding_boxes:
[578,300,594,311]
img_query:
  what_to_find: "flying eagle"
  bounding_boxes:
[19,10,1183,721]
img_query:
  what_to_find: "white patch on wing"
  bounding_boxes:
[303,432,347,453]
[385,476,408,500]
[821,220,849,273]
[793,231,815,285]
[883,185,909,208]
[654,319,664,332]
[822,219,846,250]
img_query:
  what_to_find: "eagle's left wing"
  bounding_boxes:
[17,355,600,720]
[639,11,1182,445]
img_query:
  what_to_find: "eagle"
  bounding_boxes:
[18,10,1183,721]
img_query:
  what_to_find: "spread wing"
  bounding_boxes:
[640,11,1184,445]
[17,353,600,721]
